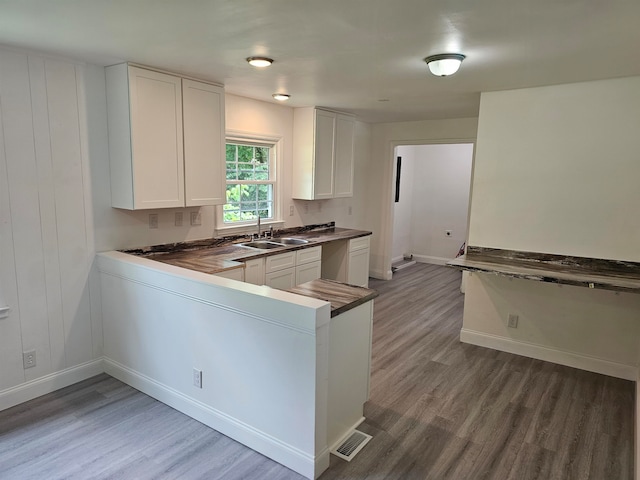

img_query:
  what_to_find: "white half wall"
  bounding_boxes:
[463,76,640,378]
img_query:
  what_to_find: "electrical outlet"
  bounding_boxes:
[190,211,201,226]
[23,350,36,369]
[445,230,452,237]
[289,205,294,216]
[149,213,158,229]
[508,314,519,328]
[175,212,183,227]
[193,368,202,388]
[348,206,353,215]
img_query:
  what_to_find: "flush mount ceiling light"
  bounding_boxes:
[424,53,466,76]
[272,93,290,101]
[247,56,274,68]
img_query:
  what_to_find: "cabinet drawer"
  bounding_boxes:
[296,246,322,265]
[265,251,296,273]
[349,236,370,252]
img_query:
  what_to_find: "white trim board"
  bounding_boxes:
[0,359,104,411]
[413,255,451,266]
[104,358,322,480]
[460,328,637,381]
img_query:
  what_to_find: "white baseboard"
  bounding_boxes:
[0,358,104,411]
[460,328,637,380]
[104,358,319,480]
[414,255,451,266]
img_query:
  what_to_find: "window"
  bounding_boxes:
[223,138,277,225]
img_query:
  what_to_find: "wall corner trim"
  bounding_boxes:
[459,328,637,381]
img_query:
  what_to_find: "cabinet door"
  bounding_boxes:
[313,110,336,199]
[265,267,296,289]
[348,248,370,288]
[334,114,355,198]
[244,258,265,285]
[214,268,244,281]
[128,66,184,209]
[296,261,322,285]
[182,79,226,206]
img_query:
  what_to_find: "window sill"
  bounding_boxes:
[215,220,285,238]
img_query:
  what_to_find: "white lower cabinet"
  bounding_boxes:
[214,268,244,281]
[263,246,322,288]
[321,235,371,287]
[347,237,371,287]
[265,268,297,289]
[244,258,265,285]
[296,261,322,285]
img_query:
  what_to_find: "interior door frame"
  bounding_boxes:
[380,138,477,279]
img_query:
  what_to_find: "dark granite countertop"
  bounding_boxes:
[286,279,378,317]
[447,246,640,294]
[121,223,372,275]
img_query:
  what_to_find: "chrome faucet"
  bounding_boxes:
[256,215,261,239]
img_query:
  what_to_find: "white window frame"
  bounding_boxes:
[215,131,284,235]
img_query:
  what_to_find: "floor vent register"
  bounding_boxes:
[331,430,373,462]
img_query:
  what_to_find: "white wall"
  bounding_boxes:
[469,77,640,260]
[463,76,640,379]
[224,95,372,233]
[391,146,415,262]
[369,118,478,278]
[0,48,102,402]
[392,144,473,265]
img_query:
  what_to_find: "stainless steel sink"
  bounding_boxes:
[238,241,284,250]
[270,238,309,245]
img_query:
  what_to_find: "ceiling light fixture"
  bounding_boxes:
[247,56,274,68]
[272,93,290,101]
[424,53,466,76]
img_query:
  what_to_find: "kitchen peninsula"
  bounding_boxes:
[96,224,375,479]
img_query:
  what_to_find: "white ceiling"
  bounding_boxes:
[0,0,639,123]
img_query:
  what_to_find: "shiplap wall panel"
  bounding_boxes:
[44,59,93,367]
[0,50,53,381]
[0,48,96,394]
[28,56,66,372]
[0,61,25,390]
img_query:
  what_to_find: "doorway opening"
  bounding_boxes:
[390,143,474,273]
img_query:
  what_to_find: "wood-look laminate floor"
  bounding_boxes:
[0,264,633,479]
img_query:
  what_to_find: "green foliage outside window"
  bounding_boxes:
[224,143,274,223]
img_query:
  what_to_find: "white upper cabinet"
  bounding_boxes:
[292,107,355,200]
[182,79,226,206]
[106,64,225,210]
[333,113,355,198]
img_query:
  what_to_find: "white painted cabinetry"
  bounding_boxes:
[182,79,226,206]
[321,236,371,287]
[292,107,355,200]
[263,246,322,288]
[213,268,244,281]
[295,247,322,285]
[347,236,371,287]
[244,258,265,285]
[106,64,225,210]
